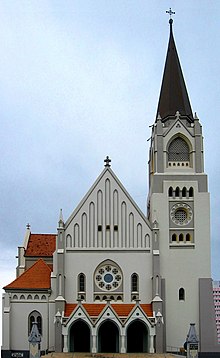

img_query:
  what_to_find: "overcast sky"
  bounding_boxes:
[1,0,220,343]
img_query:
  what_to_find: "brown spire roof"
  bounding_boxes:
[157,20,193,121]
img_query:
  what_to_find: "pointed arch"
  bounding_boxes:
[179,233,184,242]
[168,136,190,161]
[131,273,139,292]
[168,186,173,197]
[172,233,177,242]
[175,187,180,197]
[189,187,194,197]
[78,273,86,298]
[182,187,187,197]
[98,320,119,353]
[186,233,191,242]
[69,319,90,352]
[28,311,42,335]
[127,320,148,352]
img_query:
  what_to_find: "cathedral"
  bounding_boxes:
[1,18,219,358]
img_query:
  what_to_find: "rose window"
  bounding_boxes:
[170,203,193,226]
[95,264,122,291]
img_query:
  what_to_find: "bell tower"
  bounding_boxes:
[148,17,216,351]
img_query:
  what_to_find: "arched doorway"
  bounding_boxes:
[69,320,90,352]
[127,320,148,352]
[98,320,119,353]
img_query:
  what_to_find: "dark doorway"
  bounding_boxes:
[127,320,148,352]
[98,321,119,353]
[69,320,90,352]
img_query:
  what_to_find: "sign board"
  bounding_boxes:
[11,353,24,357]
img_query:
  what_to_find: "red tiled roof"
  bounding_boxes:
[65,304,78,316]
[25,234,56,257]
[83,304,105,316]
[140,304,153,317]
[112,304,134,316]
[4,259,52,290]
[65,303,153,318]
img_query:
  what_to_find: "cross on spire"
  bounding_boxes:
[166,7,175,19]
[104,156,111,167]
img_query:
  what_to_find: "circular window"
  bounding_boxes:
[174,209,187,223]
[95,264,122,291]
[104,274,113,283]
[171,203,193,226]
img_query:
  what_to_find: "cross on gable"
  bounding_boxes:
[104,156,111,167]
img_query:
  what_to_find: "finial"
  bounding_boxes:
[157,113,162,121]
[166,8,175,28]
[26,223,31,230]
[194,112,198,120]
[58,209,64,229]
[104,156,111,167]
[175,111,181,120]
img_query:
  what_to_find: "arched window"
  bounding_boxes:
[186,233,191,242]
[182,187,187,197]
[131,273,139,292]
[179,288,185,301]
[78,273,85,292]
[179,233,184,242]
[168,187,173,197]
[29,311,42,335]
[175,187,180,197]
[189,187,194,197]
[172,233,177,242]
[168,137,190,161]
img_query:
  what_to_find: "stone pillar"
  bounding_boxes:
[63,334,68,353]
[149,334,155,353]
[92,334,97,353]
[120,334,126,353]
[54,310,62,353]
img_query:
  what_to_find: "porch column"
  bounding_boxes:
[149,334,155,353]
[92,334,97,353]
[63,334,68,353]
[120,334,126,353]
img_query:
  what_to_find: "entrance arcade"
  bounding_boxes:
[69,320,90,352]
[127,320,148,352]
[98,321,119,353]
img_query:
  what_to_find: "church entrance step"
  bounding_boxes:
[42,353,177,358]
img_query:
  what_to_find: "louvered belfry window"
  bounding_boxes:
[168,137,189,161]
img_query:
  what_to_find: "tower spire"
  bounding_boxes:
[156,13,193,121]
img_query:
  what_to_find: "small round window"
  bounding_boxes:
[171,203,193,226]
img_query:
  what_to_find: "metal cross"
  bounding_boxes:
[26,223,31,230]
[104,156,111,167]
[166,8,175,19]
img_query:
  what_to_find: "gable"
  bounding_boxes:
[65,168,151,250]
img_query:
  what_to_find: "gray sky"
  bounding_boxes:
[1,1,220,341]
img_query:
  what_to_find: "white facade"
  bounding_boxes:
[2,19,219,358]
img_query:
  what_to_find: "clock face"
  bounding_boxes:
[95,264,122,291]
[170,203,193,226]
